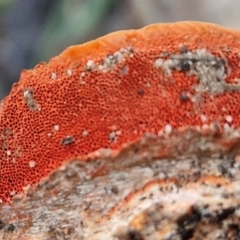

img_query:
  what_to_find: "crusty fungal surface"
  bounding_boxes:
[1,22,240,202]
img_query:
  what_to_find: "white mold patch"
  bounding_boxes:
[200,114,208,123]
[10,191,16,196]
[66,69,72,76]
[98,47,134,73]
[53,125,60,131]
[164,124,173,135]
[153,48,240,94]
[86,60,95,71]
[23,88,41,111]
[51,72,57,80]
[84,47,134,73]
[109,130,122,143]
[29,160,36,168]
[6,150,11,156]
[79,72,86,85]
[82,130,89,137]
[225,115,233,123]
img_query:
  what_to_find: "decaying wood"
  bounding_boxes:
[1,127,240,240]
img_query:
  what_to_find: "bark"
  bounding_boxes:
[1,127,240,240]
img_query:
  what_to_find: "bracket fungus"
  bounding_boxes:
[1,21,240,203]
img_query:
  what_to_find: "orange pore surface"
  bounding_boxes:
[1,21,240,202]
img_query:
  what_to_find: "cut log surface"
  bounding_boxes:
[1,128,240,240]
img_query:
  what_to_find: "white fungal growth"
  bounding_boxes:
[133,129,138,135]
[29,160,36,168]
[82,130,89,137]
[153,58,164,68]
[109,131,117,143]
[51,72,57,79]
[23,88,40,111]
[109,130,121,143]
[222,106,227,112]
[86,60,95,70]
[153,48,240,95]
[99,47,134,72]
[67,69,72,76]
[22,184,31,192]
[79,72,86,85]
[164,124,173,134]
[80,72,85,78]
[54,125,60,131]
[80,80,86,85]
[23,89,32,99]
[200,114,208,123]
[153,58,176,75]
[145,82,151,88]
[6,150,11,156]
[10,191,16,196]
[84,47,134,73]
[225,115,233,123]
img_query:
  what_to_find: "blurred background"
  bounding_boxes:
[0,0,240,100]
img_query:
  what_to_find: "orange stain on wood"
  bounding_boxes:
[1,21,240,202]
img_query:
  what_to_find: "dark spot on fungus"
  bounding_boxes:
[23,88,39,111]
[180,45,188,54]
[179,93,189,102]
[180,60,191,71]
[137,89,145,96]
[61,136,75,146]
[212,58,226,70]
